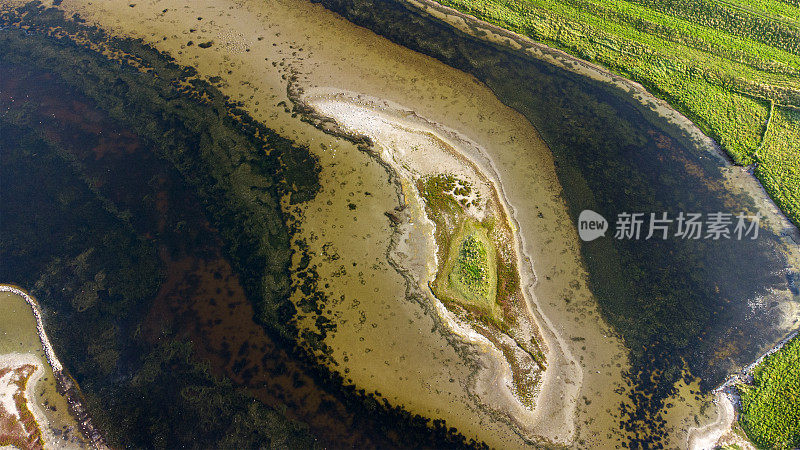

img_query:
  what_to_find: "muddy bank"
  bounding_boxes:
[0,354,46,449]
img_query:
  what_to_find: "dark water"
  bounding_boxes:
[0,57,478,448]
[316,0,800,445]
[0,65,322,445]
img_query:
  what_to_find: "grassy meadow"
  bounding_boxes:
[737,335,800,449]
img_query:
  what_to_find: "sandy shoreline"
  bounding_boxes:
[686,391,747,450]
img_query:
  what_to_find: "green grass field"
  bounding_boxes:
[737,335,800,449]
[428,0,800,444]
[433,0,800,228]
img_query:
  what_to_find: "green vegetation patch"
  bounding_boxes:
[447,224,498,314]
[420,173,504,325]
[737,335,800,449]
[419,173,467,220]
[418,173,518,328]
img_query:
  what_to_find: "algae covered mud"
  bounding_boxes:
[1,0,799,448]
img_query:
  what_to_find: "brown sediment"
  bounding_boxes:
[0,362,44,450]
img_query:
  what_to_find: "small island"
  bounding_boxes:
[300,89,549,423]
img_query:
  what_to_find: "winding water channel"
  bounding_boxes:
[3,0,800,447]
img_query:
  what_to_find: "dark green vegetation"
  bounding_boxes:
[317,0,798,446]
[0,3,483,448]
[738,335,800,449]
[433,0,800,229]
[453,234,492,300]
[446,224,500,321]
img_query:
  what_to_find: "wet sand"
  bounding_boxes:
[302,89,552,437]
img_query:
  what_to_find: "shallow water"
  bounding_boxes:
[4,0,799,447]
[44,0,590,445]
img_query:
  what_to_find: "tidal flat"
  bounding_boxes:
[314,1,800,447]
[1,0,799,447]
